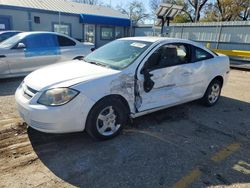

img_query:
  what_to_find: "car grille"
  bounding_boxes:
[22,84,38,100]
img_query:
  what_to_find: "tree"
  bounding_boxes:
[203,0,249,21]
[238,0,250,20]
[186,0,209,22]
[116,1,149,24]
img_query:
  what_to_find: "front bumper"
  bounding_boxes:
[15,85,95,133]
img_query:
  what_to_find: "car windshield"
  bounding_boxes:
[0,34,23,49]
[84,39,152,70]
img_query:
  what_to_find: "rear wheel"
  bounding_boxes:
[201,79,222,106]
[85,97,128,140]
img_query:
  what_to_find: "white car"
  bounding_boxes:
[15,37,230,140]
[0,31,94,78]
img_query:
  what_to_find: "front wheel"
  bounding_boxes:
[85,98,128,140]
[201,79,222,106]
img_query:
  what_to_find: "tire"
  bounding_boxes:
[85,97,129,140]
[201,79,222,107]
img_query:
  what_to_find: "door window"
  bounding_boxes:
[57,35,76,46]
[21,34,60,57]
[84,24,95,43]
[145,43,190,71]
[193,47,213,62]
[22,34,58,49]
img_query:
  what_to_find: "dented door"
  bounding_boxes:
[136,43,204,112]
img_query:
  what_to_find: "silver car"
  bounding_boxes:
[0,31,94,78]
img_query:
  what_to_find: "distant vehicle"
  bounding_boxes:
[0,31,94,78]
[15,37,230,140]
[0,30,22,43]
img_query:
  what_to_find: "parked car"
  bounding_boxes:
[15,37,230,140]
[0,31,94,78]
[0,30,22,43]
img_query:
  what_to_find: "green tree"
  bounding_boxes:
[203,0,249,21]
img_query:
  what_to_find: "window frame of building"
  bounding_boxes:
[34,16,40,24]
[52,22,71,36]
[100,26,114,40]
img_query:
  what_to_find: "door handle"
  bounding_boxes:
[0,55,6,58]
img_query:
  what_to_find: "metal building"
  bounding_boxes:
[0,0,130,47]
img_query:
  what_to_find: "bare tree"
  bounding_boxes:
[116,1,149,24]
[238,0,250,20]
[186,0,209,22]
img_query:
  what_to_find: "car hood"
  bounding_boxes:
[24,60,119,91]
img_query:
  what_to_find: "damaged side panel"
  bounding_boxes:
[110,73,142,113]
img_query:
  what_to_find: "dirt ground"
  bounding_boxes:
[0,69,250,188]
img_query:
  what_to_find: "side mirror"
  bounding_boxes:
[16,43,26,49]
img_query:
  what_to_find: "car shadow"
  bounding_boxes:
[28,96,250,187]
[0,77,24,96]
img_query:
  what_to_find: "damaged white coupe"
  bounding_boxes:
[15,37,230,140]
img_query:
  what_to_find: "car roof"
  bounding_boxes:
[0,30,22,34]
[120,36,193,43]
[16,31,63,37]
[13,31,79,42]
[119,36,206,49]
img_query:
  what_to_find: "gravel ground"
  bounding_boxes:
[0,70,250,188]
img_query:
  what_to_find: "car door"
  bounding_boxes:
[56,35,79,62]
[136,43,205,112]
[8,33,60,75]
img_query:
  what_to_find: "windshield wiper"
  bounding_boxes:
[84,59,110,69]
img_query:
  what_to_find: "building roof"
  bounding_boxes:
[0,0,128,19]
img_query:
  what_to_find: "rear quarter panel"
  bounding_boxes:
[204,54,230,90]
[59,44,94,62]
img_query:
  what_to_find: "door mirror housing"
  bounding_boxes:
[16,43,26,49]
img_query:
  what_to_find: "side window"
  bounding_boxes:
[193,47,213,62]
[57,35,76,47]
[22,34,58,49]
[145,43,190,70]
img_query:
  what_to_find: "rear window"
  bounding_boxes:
[57,35,76,47]
[193,47,214,62]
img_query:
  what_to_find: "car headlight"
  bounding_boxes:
[38,88,79,106]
